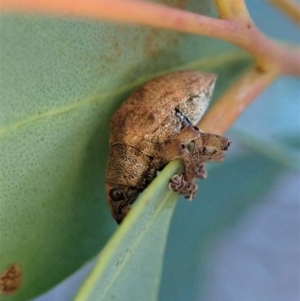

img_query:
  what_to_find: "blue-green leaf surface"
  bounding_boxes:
[0,1,252,300]
[74,163,180,301]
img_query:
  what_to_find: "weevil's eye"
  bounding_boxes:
[109,188,125,202]
[223,140,232,151]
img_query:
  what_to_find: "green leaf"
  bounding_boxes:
[0,2,251,300]
[159,150,285,301]
[74,162,180,301]
[278,132,300,152]
[230,129,300,172]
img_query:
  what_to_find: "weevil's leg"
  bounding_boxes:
[168,132,232,199]
[195,163,207,179]
[188,136,208,179]
[148,143,196,183]
[148,126,201,177]
[190,137,204,166]
[169,174,198,200]
[148,126,201,199]
[193,135,203,150]
[174,125,203,145]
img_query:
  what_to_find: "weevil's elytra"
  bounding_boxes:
[109,72,216,148]
[106,71,231,224]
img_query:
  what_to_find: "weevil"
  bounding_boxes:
[106,71,231,223]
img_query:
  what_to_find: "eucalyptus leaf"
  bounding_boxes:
[74,162,180,301]
[278,133,300,152]
[0,1,251,300]
[230,129,300,172]
[159,150,285,301]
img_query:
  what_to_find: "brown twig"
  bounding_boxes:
[213,0,251,20]
[1,0,300,76]
[1,0,299,136]
[268,0,300,24]
[199,67,278,135]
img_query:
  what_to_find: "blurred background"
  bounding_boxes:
[33,1,299,301]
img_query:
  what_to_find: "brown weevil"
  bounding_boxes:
[106,71,231,224]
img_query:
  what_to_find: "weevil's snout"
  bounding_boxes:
[106,185,139,224]
[222,138,232,151]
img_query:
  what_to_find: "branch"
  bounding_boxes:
[1,0,234,37]
[2,0,300,76]
[199,67,278,135]
[268,0,300,25]
[213,0,251,20]
[213,0,300,76]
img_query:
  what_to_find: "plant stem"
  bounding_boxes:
[2,0,300,76]
[199,67,278,135]
[213,0,251,20]
[267,0,300,24]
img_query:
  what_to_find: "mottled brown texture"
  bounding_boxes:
[0,264,21,295]
[106,71,230,224]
